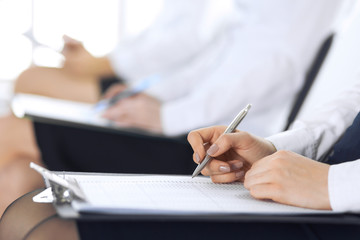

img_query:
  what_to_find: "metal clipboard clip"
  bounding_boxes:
[30,162,87,204]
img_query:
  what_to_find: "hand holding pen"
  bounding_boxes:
[188,104,278,181]
[191,104,252,178]
[62,35,114,77]
[98,75,163,133]
[94,75,161,112]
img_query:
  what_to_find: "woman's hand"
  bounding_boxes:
[187,126,276,183]
[102,93,162,133]
[102,83,127,99]
[244,150,331,210]
[62,35,114,77]
[187,126,331,210]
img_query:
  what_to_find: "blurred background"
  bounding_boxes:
[1,0,360,119]
[0,0,164,114]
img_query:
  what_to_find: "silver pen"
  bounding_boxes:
[93,75,161,112]
[191,104,252,178]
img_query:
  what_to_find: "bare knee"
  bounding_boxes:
[14,66,99,102]
[14,67,50,94]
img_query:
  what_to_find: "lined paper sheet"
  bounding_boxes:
[66,174,333,215]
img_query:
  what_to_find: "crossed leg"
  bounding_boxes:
[0,66,101,216]
[0,189,79,240]
[14,66,100,103]
[1,66,100,167]
[0,158,44,217]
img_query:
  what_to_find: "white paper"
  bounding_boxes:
[66,174,334,215]
[11,93,109,126]
[11,93,164,136]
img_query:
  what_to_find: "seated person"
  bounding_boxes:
[1,76,360,240]
[0,0,343,215]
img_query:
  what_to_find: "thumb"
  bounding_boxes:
[206,131,250,157]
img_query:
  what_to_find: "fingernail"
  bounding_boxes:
[230,162,243,171]
[236,171,245,179]
[195,152,201,163]
[219,165,230,173]
[207,144,219,155]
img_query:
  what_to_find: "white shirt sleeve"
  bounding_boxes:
[108,0,213,82]
[267,82,360,160]
[159,0,343,136]
[267,81,360,212]
[329,161,360,212]
[160,45,297,136]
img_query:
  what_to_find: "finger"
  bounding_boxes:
[102,104,127,120]
[187,126,227,163]
[244,169,275,190]
[206,131,249,158]
[102,84,126,99]
[201,159,229,176]
[63,35,81,45]
[245,154,274,178]
[62,37,83,56]
[191,142,210,164]
[210,170,245,183]
[62,43,79,56]
[202,159,244,176]
[248,183,282,202]
[102,97,134,117]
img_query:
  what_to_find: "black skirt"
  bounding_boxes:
[76,219,360,240]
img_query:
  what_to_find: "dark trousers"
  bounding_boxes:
[34,122,195,174]
[77,220,360,240]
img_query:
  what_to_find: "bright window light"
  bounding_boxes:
[32,47,64,68]
[0,36,32,80]
[0,0,32,34]
[0,0,32,80]
[33,0,119,56]
[0,0,163,81]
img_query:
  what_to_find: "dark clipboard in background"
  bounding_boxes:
[11,93,186,143]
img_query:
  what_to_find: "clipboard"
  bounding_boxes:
[11,93,175,140]
[30,163,360,225]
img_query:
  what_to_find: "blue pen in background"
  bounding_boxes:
[94,74,161,112]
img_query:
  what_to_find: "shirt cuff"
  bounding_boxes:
[107,47,140,82]
[328,161,360,212]
[266,128,317,159]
